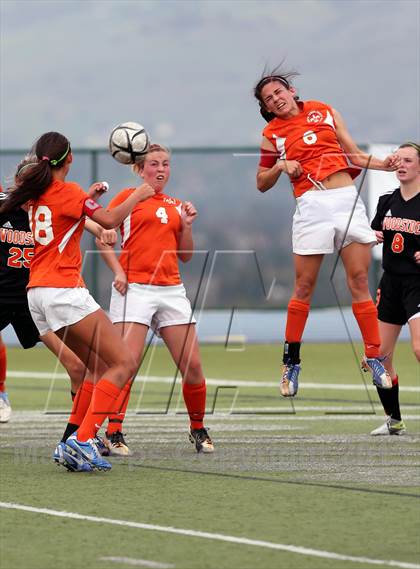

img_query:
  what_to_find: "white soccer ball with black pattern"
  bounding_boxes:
[109,122,150,165]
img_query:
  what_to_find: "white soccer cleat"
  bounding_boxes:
[0,392,12,423]
[104,431,132,456]
[370,417,407,436]
[189,427,215,453]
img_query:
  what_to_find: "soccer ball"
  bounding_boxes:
[109,122,150,165]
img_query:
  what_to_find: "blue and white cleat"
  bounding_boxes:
[93,435,110,457]
[53,441,93,472]
[281,362,301,397]
[66,433,112,471]
[362,356,392,389]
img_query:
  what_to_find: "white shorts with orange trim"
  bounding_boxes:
[27,287,100,335]
[292,185,377,255]
[109,283,196,332]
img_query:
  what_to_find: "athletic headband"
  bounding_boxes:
[16,161,38,176]
[255,75,290,93]
[41,143,71,166]
[399,142,420,153]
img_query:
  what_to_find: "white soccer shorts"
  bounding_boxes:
[109,283,196,332]
[292,185,377,255]
[27,287,100,335]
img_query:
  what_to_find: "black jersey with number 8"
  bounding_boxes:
[371,188,420,276]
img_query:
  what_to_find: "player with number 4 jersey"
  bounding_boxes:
[370,142,420,437]
[254,65,402,397]
[107,185,183,286]
[96,144,214,455]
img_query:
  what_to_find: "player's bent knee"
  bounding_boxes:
[294,281,315,301]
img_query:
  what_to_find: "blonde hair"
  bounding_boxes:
[132,143,171,175]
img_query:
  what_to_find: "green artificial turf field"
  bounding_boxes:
[1,342,419,569]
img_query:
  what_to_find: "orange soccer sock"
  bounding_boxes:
[352,300,381,358]
[285,299,310,343]
[106,379,133,435]
[77,379,122,442]
[0,344,6,393]
[69,380,95,426]
[61,380,95,442]
[183,380,206,430]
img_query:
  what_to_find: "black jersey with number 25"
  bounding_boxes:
[371,188,420,276]
[0,192,34,302]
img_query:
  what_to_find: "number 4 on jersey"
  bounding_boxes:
[156,206,168,224]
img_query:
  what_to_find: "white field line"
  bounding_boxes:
[5,411,420,423]
[0,502,419,569]
[8,371,420,393]
[100,557,174,568]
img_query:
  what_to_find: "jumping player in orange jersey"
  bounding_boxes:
[0,132,155,471]
[96,143,214,454]
[254,66,401,397]
[370,142,420,436]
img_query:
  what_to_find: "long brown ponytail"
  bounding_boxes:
[0,132,71,213]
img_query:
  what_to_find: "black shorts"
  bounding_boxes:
[0,301,40,349]
[376,272,420,326]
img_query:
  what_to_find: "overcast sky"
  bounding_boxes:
[0,0,419,150]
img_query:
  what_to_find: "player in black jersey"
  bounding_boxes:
[370,142,420,436]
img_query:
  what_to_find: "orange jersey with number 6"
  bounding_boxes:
[109,189,183,285]
[27,180,94,288]
[262,100,360,197]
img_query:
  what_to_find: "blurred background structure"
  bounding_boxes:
[1,0,417,342]
[0,145,410,344]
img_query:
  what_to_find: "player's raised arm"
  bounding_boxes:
[87,183,155,229]
[333,109,401,171]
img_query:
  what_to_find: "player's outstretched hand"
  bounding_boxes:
[375,230,384,243]
[88,181,109,201]
[100,228,118,246]
[113,270,128,295]
[181,201,197,227]
[134,183,155,202]
[383,153,401,171]
[414,251,420,264]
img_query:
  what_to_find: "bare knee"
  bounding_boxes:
[412,342,420,363]
[182,356,204,384]
[66,359,86,389]
[347,271,369,296]
[294,278,316,302]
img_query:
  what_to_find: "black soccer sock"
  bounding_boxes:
[61,422,79,443]
[375,380,401,421]
[283,342,301,365]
